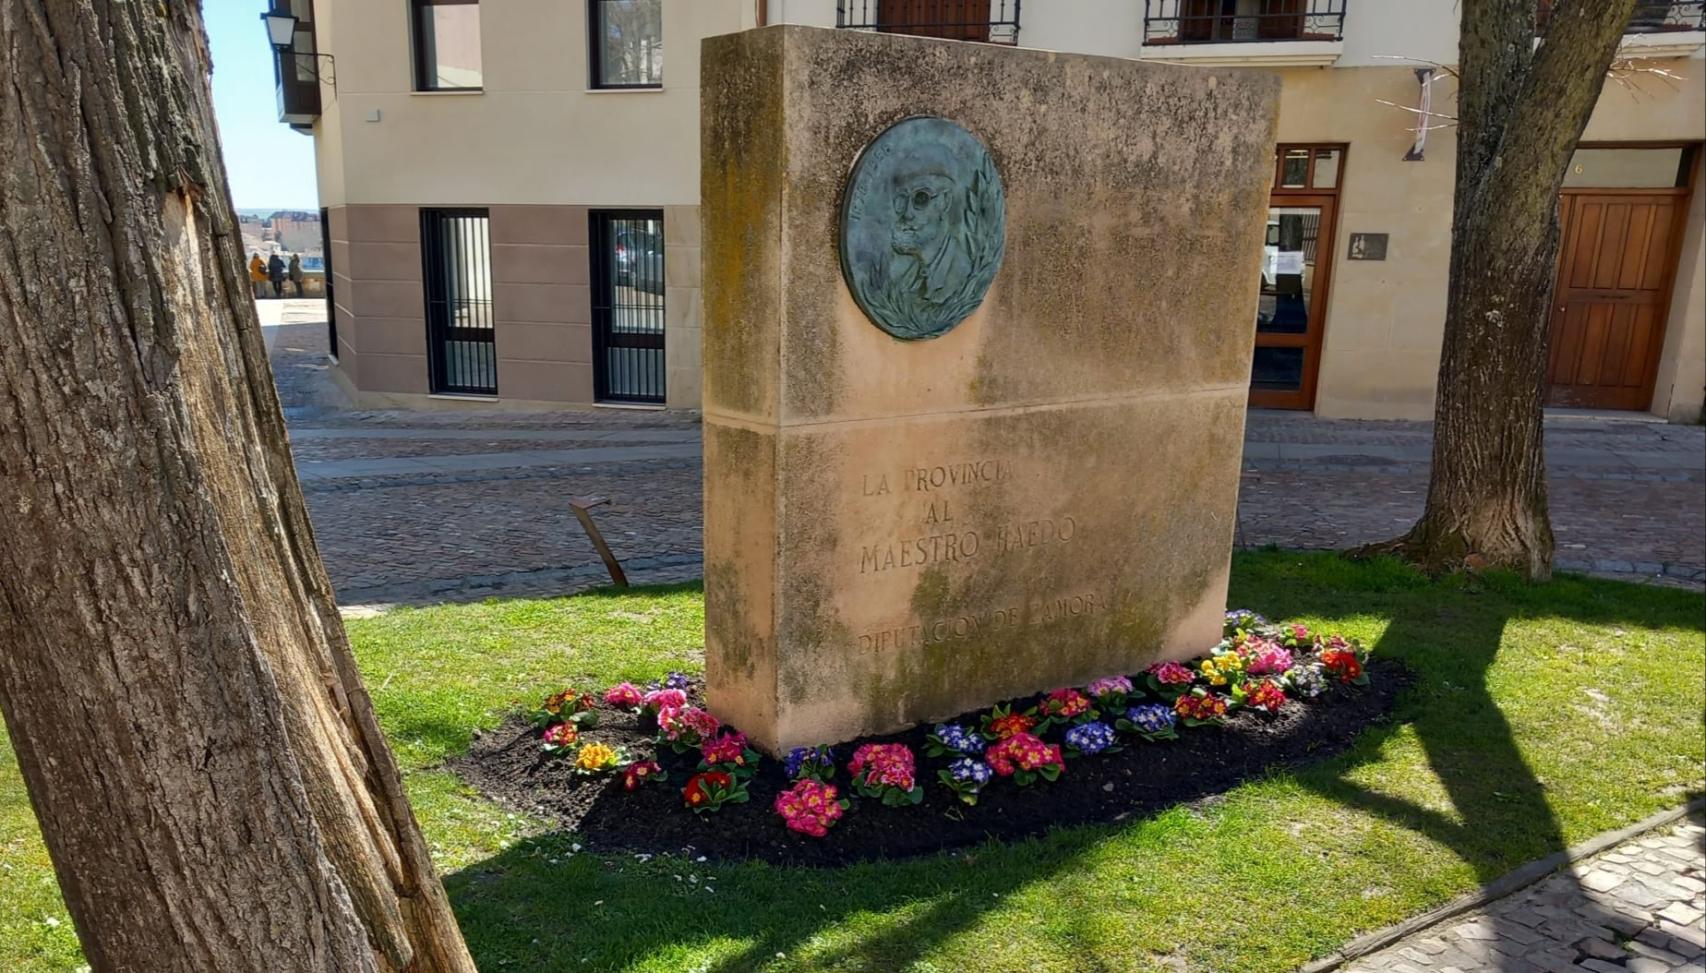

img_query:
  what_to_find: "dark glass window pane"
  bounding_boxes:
[595,0,664,88]
[1279,148,1310,188]
[1257,206,1319,335]
[415,1,482,90]
[1251,347,1305,392]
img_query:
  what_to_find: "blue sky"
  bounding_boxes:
[206,2,319,211]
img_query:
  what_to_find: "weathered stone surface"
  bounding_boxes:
[700,25,1279,751]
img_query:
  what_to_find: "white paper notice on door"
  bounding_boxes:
[1273,251,1305,275]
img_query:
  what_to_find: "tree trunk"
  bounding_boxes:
[1391,0,1637,581]
[0,4,475,971]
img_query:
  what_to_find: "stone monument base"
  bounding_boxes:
[700,25,1279,753]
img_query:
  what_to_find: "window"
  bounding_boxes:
[1272,145,1346,192]
[590,0,663,89]
[413,0,482,91]
[591,211,666,403]
[421,209,496,395]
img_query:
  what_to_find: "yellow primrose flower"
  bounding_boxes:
[576,743,619,772]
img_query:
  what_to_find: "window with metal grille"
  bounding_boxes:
[421,209,497,395]
[591,211,666,404]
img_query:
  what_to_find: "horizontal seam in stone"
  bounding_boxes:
[703,383,1249,433]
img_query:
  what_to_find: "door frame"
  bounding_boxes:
[1546,141,1699,411]
[1254,142,1347,411]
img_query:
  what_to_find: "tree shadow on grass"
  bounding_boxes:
[444,826,1110,973]
[1264,561,1706,971]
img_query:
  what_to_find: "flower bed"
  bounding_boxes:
[453,612,1406,866]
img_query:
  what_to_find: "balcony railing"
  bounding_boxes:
[1538,1,1704,34]
[1143,0,1346,46]
[1626,0,1703,32]
[836,1,1021,45]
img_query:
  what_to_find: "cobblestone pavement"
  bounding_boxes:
[264,318,1706,606]
[1345,814,1706,973]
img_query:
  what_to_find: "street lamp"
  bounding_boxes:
[260,10,297,51]
[260,9,335,87]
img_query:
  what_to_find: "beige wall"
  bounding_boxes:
[664,204,703,407]
[316,0,747,207]
[1282,66,1459,420]
[315,0,729,409]
[326,203,699,408]
[1282,59,1704,420]
[490,206,596,403]
[1653,153,1706,423]
[340,204,428,395]
[311,2,1705,418]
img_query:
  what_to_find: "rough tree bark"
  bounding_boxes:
[0,4,475,971]
[1384,0,1637,581]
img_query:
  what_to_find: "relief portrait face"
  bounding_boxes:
[890,173,958,257]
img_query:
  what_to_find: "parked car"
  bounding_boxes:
[614,228,663,292]
[621,230,665,295]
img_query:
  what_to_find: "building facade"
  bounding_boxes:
[274,0,1706,421]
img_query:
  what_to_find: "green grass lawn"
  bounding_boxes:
[1,552,1702,972]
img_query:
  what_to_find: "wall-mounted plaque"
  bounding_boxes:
[1348,233,1389,261]
[839,116,1007,341]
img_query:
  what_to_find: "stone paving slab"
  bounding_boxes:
[1343,815,1706,973]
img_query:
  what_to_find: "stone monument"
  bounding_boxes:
[701,25,1280,753]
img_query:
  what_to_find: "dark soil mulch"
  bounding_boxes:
[451,659,1410,867]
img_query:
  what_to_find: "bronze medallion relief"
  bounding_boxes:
[839,117,1006,340]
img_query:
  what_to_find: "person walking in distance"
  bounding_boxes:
[248,252,267,298]
[287,253,305,297]
[266,251,286,299]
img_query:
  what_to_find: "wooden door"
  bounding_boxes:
[878,0,991,41]
[1545,192,1683,410]
[1251,194,1338,410]
[1258,0,1305,39]
[1180,0,1222,41]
